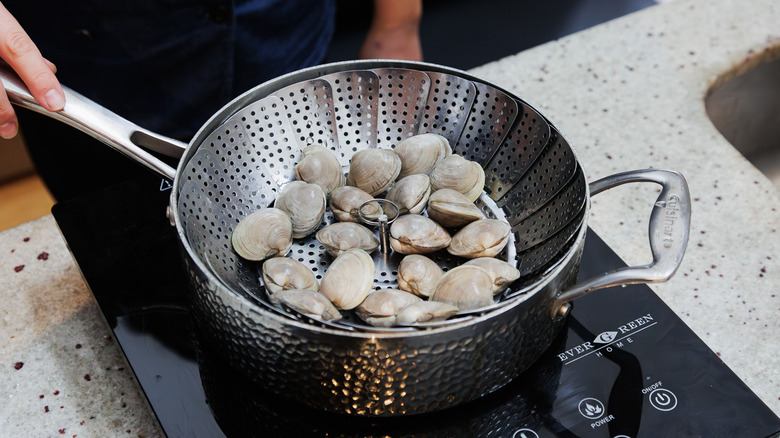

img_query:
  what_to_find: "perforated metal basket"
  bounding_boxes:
[175,65,587,331]
[1,60,690,417]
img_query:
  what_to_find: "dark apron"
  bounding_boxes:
[6,0,335,200]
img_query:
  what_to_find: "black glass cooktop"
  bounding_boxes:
[52,173,780,438]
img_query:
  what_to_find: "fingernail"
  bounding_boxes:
[44,88,65,111]
[0,122,18,139]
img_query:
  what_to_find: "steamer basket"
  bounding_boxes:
[170,61,688,417]
[0,60,690,417]
[175,63,585,332]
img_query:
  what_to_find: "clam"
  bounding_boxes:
[426,189,485,228]
[395,301,459,325]
[329,186,383,223]
[397,254,444,298]
[448,219,512,259]
[294,145,345,194]
[464,257,521,295]
[319,248,376,310]
[275,289,342,321]
[346,148,402,196]
[430,265,494,311]
[316,222,379,257]
[393,133,451,178]
[261,257,319,302]
[355,289,422,327]
[275,181,326,238]
[389,214,451,254]
[231,208,293,261]
[429,154,485,202]
[385,174,431,215]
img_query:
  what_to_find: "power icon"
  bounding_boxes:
[649,388,678,411]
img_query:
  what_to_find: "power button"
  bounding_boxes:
[648,388,678,411]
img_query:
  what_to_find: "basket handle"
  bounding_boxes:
[0,65,185,180]
[552,169,691,318]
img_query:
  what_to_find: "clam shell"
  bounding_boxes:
[231,208,293,261]
[275,289,342,321]
[394,133,451,178]
[389,214,451,254]
[329,186,383,223]
[430,265,494,311]
[355,289,422,327]
[395,301,459,325]
[397,254,444,298]
[447,219,512,259]
[315,222,379,257]
[319,248,376,310]
[261,257,319,301]
[346,148,402,196]
[275,181,326,238]
[429,154,485,202]
[426,189,485,228]
[294,145,345,194]
[464,257,521,295]
[385,174,431,215]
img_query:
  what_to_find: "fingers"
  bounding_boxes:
[0,88,18,139]
[0,3,64,137]
[43,58,57,74]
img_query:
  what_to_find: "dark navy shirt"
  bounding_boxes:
[6,0,336,140]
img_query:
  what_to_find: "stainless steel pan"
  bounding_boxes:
[1,60,690,416]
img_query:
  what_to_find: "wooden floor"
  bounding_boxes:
[0,173,55,231]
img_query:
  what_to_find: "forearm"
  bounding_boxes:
[370,0,422,31]
[359,0,423,61]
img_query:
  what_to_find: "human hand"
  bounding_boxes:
[358,0,423,62]
[0,3,64,139]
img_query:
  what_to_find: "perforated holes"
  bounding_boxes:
[373,69,431,147]
[234,97,302,186]
[454,83,517,165]
[497,129,577,224]
[484,103,551,200]
[511,170,586,251]
[271,79,338,153]
[324,71,378,163]
[420,72,476,145]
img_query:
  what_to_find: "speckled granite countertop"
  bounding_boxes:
[2,0,778,435]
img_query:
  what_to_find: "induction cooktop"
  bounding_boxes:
[52,173,780,437]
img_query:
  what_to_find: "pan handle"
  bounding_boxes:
[552,169,691,318]
[0,65,186,181]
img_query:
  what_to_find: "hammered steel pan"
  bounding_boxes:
[1,60,691,416]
